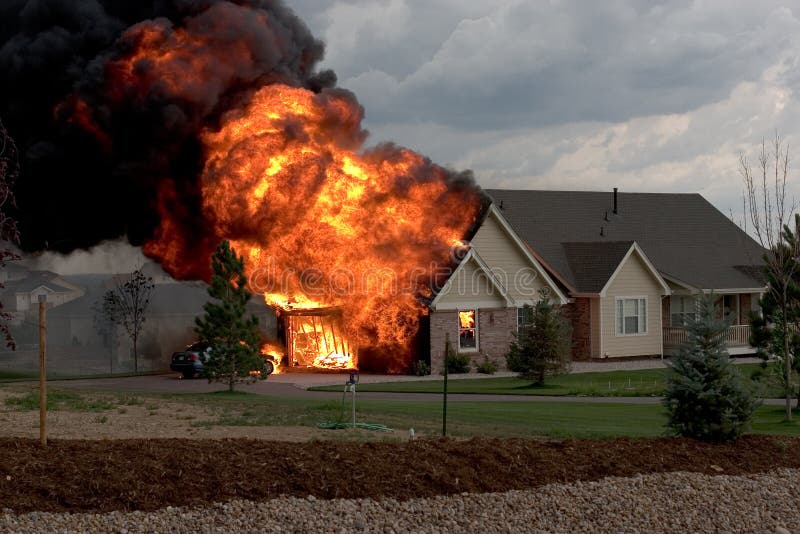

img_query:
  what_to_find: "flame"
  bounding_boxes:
[261,342,284,375]
[458,310,475,329]
[135,33,483,371]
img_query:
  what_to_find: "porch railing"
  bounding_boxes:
[663,325,752,348]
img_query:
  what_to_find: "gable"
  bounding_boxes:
[470,206,567,304]
[432,254,508,310]
[604,249,667,297]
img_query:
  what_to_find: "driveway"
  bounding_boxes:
[42,358,787,406]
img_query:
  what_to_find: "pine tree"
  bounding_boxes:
[663,294,758,442]
[195,240,265,392]
[506,289,572,385]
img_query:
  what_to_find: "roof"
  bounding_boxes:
[485,189,767,291]
[562,241,633,293]
[1,271,77,294]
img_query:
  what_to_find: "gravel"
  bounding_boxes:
[2,468,798,533]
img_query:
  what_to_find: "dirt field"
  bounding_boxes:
[2,387,800,514]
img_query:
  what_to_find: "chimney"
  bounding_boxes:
[613,187,618,214]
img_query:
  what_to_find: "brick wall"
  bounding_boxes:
[429,308,516,373]
[564,298,591,360]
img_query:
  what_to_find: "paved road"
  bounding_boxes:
[41,370,791,406]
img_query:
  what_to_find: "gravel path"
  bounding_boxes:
[2,468,798,533]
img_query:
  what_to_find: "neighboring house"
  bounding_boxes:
[427,203,568,372]
[1,269,84,314]
[480,188,767,361]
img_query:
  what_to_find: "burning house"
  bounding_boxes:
[1,0,486,373]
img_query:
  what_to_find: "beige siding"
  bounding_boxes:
[590,297,601,358]
[434,257,506,310]
[470,212,548,303]
[601,252,664,357]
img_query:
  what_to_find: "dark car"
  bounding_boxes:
[170,342,277,379]
[170,342,210,379]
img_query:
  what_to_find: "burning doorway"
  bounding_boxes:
[282,307,356,370]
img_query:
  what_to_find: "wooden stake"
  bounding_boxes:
[38,296,47,447]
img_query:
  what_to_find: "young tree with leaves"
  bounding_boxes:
[0,119,20,349]
[102,268,155,374]
[195,240,265,392]
[740,132,798,421]
[506,289,572,385]
[750,215,800,411]
[664,295,757,442]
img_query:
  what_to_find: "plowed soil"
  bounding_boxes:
[2,435,800,513]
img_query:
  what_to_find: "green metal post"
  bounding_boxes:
[443,333,449,437]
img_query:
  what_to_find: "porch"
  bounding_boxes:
[663,325,756,356]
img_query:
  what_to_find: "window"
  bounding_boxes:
[517,306,534,334]
[616,297,647,335]
[458,310,477,349]
[670,296,697,326]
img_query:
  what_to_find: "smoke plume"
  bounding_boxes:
[0,0,335,254]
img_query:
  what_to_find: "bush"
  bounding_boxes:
[476,355,497,375]
[663,294,758,442]
[410,360,431,376]
[445,352,471,374]
[506,289,572,385]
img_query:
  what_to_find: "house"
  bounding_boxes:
[427,203,569,372]
[1,269,84,314]
[429,188,766,370]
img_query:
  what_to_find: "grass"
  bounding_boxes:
[0,384,797,439]
[310,363,784,398]
[148,389,799,439]
[4,390,116,412]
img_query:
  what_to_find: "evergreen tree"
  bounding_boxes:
[506,289,572,385]
[663,294,758,442]
[195,240,265,392]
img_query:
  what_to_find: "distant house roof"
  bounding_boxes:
[1,271,76,294]
[485,189,767,292]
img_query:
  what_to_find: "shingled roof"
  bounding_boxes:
[485,189,766,292]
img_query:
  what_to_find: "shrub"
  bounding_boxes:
[663,294,758,442]
[506,289,572,385]
[476,355,498,375]
[445,352,471,374]
[411,360,431,376]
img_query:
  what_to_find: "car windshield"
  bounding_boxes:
[187,342,209,352]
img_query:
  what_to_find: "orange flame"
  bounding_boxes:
[137,39,483,372]
[458,310,475,329]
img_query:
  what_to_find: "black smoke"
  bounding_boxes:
[0,0,335,254]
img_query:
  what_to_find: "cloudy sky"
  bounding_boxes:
[289,0,800,224]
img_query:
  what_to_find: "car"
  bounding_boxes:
[170,341,277,379]
[170,341,210,379]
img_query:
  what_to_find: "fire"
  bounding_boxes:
[458,310,476,329]
[260,342,284,375]
[130,23,484,372]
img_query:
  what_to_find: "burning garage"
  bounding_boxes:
[0,0,492,373]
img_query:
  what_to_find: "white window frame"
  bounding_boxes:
[615,296,648,336]
[458,309,479,351]
[517,306,534,334]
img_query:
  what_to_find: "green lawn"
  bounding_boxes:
[310,363,783,397]
[135,391,800,439]
[3,386,797,439]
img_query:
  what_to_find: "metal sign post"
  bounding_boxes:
[38,294,47,447]
[443,333,449,437]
